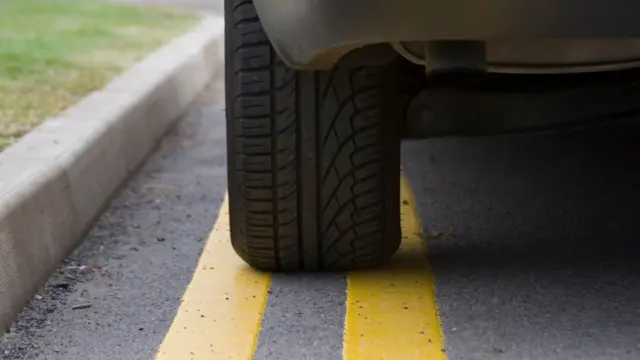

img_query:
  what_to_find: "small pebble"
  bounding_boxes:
[72,303,92,310]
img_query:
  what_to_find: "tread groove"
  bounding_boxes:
[315,72,323,269]
[295,73,304,269]
[269,46,282,270]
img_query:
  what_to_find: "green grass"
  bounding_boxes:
[0,0,201,149]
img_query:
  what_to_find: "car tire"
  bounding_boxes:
[225,0,402,271]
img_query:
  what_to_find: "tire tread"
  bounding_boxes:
[226,0,400,271]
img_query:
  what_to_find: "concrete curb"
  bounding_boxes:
[0,16,225,331]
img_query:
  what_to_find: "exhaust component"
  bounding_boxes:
[393,40,488,74]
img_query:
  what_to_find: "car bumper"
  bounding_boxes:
[254,0,640,70]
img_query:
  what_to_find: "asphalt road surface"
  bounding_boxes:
[2,1,640,359]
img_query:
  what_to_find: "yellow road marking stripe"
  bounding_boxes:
[155,194,270,360]
[343,173,446,360]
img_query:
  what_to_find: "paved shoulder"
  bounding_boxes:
[114,0,223,15]
[0,80,227,360]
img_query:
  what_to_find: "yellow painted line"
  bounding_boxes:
[343,174,446,360]
[155,194,270,360]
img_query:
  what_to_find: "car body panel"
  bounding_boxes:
[253,0,640,71]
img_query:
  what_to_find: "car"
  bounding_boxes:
[225,0,640,271]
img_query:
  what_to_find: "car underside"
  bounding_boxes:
[253,0,640,138]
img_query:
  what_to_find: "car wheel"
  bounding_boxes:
[225,0,402,271]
